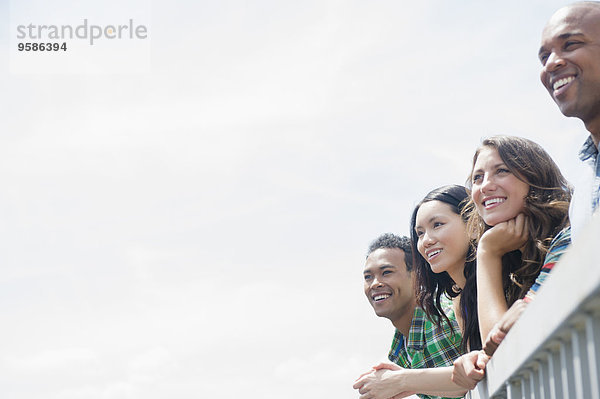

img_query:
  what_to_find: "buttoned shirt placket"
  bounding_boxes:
[579,136,600,212]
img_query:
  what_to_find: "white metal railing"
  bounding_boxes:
[466,213,600,399]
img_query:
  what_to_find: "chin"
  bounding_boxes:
[483,214,504,227]
[483,212,519,227]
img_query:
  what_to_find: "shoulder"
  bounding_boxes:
[547,227,572,258]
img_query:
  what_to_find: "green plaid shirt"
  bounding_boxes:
[387,297,463,399]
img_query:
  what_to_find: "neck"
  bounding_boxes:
[585,117,600,148]
[447,262,467,290]
[391,300,417,337]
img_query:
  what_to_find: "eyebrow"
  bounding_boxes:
[364,264,395,275]
[415,215,442,230]
[472,162,506,175]
[538,32,585,56]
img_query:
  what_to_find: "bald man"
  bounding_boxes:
[539,1,600,238]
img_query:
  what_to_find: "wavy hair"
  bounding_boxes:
[410,185,481,351]
[464,135,571,305]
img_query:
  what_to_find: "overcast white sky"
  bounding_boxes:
[0,1,591,398]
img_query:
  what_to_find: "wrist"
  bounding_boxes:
[477,248,504,265]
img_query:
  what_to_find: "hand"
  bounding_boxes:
[451,351,488,390]
[353,368,413,399]
[483,299,528,356]
[479,214,528,258]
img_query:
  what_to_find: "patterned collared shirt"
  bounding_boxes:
[578,136,600,212]
[387,297,463,399]
[569,136,600,241]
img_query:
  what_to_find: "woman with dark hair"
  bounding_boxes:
[354,185,477,399]
[410,184,480,352]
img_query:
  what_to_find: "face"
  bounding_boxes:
[539,5,600,125]
[414,200,470,279]
[471,146,530,226]
[363,248,415,322]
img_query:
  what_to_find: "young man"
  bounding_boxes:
[539,1,600,239]
[354,233,465,399]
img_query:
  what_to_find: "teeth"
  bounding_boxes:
[553,76,574,91]
[373,294,390,301]
[484,198,505,207]
[428,249,441,259]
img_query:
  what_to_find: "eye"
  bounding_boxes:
[564,40,582,50]
[433,221,444,228]
[539,53,549,65]
[382,270,393,276]
[415,230,424,238]
[364,274,372,281]
[497,168,510,175]
[472,174,483,184]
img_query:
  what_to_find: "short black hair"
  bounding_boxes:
[366,233,413,271]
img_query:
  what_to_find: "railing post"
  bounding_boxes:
[559,337,576,398]
[572,325,592,398]
[506,379,522,399]
[546,348,561,399]
[585,314,600,399]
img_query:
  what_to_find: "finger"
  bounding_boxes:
[468,367,485,378]
[477,352,490,366]
[515,213,528,236]
[353,379,366,389]
[373,362,401,371]
[354,370,374,382]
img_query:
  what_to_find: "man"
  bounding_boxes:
[539,1,600,239]
[452,2,600,388]
[354,233,464,399]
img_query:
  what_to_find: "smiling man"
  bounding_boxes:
[539,1,600,239]
[355,233,463,399]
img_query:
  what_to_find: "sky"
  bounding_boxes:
[0,1,592,398]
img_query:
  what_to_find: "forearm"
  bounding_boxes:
[477,250,509,341]
[399,366,468,397]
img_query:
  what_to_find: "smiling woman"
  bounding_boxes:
[464,135,572,342]
[354,186,480,399]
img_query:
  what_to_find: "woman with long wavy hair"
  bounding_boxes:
[465,135,571,342]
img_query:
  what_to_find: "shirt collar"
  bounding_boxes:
[405,306,427,351]
[579,135,599,163]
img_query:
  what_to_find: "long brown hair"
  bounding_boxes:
[464,136,571,304]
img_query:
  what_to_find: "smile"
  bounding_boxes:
[373,293,391,302]
[483,197,506,208]
[426,249,442,259]
[553,76,574,91]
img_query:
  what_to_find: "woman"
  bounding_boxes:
[354,185,476,399]
[412,185,480,352]
[466,135,571,342]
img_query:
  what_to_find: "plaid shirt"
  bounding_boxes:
[387,296,463,399]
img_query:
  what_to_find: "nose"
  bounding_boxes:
[370,276,383,289]
[480,173,496,193]
[422,231,436,247]
[544,50,566,73]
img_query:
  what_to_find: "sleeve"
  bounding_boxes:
[523,227,572,303]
